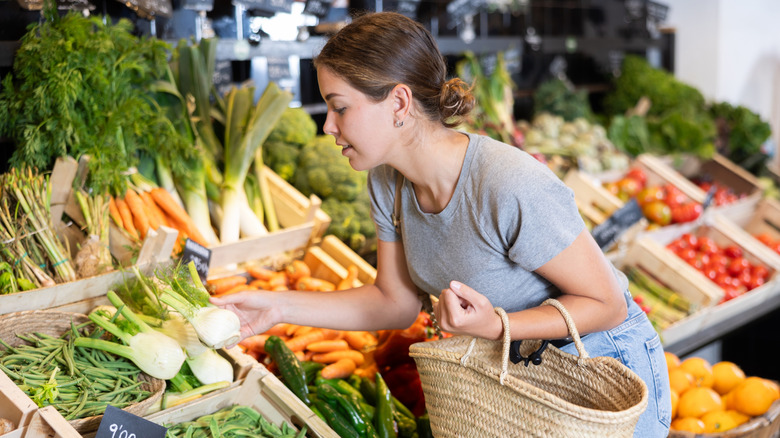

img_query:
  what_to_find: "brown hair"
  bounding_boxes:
[314,12,474,128]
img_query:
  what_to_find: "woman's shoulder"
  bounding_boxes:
[467,133,563,188]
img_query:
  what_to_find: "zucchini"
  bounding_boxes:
[265,335,310,405]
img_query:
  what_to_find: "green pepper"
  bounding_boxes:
[318,383,368,436]
[313,397,360,438]
[416,413,433,438]
[375,372,397,438]
[300,360,325,385]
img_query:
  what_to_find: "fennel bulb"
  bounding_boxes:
[186,348,234,385]
[75,290,186,380]
[159,262,241,349]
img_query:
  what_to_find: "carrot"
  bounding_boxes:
[306,339,350,353]
[139,190,169,228]
[113,197,138,240]
[295,277,336,292]
[302,350,315,362]
[312,350,365,366]
[247,266,276,281]
[264,324,293,337]
[285,260,311,282]
[353,362,379,379]
[267,272,288,289]
[294,351,306,362]
[239,334,270,355]
[284,330,326,352]
[284,325,302,336]
[337,265,360,290]
[291,325,316,338]
[344,331,378,351]
[206,275,248,295]
[321,328,344,340]
[124,188,150,240]
[320,358,357,380]
[172,231,188,257]
[216,284,257,297]
[249,279,270,290]
[108,196,124,229]
[149,187,209,246]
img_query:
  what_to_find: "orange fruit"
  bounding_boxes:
[725,409,750,426]
[680,357,715,388]
[665,351,681,371]
[669,368,695,395]
[678,387,725,419]
[730,377,780,416]
[701,410,738,433]
[670,390,679,419]
[670,417,706,433]
[712,361,746,395]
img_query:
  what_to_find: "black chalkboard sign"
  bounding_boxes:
[592,198,644,250]
[180,238,212,282]
[95,405,167,438]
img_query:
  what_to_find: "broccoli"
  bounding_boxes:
[322,191,377,254]
[262,107,318,183]
[294,135,367,203]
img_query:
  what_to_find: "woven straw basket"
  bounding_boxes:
[0,310,165,434]
[409,298,649,437]
[668,398,780,438]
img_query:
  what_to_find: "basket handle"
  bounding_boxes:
[460,299,589,385]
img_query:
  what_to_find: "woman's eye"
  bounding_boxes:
[334,107,346,114]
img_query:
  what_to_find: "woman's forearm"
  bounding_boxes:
[272,284,422,332]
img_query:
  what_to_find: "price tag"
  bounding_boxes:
[702,186,717,210]
[95,405,167,438]
[591,198,644,250]
[180,238,212,282]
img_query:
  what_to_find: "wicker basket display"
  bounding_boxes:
[0,310,165,435]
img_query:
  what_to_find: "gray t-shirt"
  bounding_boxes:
[368,132,627,313]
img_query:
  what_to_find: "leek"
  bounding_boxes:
[219,83,292,243]
[75,290,186,380]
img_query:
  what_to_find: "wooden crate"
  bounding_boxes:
[563,169,624,226]
[144,364,337,438]
[0,370,37,438]
[661,153,764,224]
[731,197,780,252]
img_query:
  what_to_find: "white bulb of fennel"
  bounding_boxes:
[160,313,209,358]
[186,348,235,385]
[126,331,187,380]
[191,307,241,349]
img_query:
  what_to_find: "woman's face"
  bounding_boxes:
[317,67,396,171]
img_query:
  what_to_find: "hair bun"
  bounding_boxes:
[440,78,475,125]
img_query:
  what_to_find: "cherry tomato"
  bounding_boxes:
[697,238,719,256]
[676,247,697,263]
[636,186,665,206]
[746,275,766,291]
[679,233,698,249]
[617,177,643,200]
[707,253,729,270]
[723,245,743,259]
[663,184,687,208]
[727,257,750,276]
[624,167,647,188]
[755,233,775,247]
[751,264,770,281]
[721,287,743,303]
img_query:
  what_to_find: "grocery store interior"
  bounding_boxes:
[1,0,780,436]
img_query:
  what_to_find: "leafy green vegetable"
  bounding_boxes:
[533,77,593,121]
[0,1,193,195]
[709,101,772,174]
[602,55,715,158]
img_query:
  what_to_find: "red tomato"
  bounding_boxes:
[703,267,720,281]
[671,202,703,224]
[727,257,750,276]
[721,287,743,303]
[624,167,647,188]
[723,245,743,259]
[751,264,770,281]
[642,201,672,226]
[714,273,733,288]
[636,186,665,206]
[617,177,643,200]
[697,238,719,256]
[663,184,687,208]
[746,276,766,290]
[707,253,729,270]
[679,233,698,249]
[755,233,776,247]
[676,247,697,262]
[773,242,780,255]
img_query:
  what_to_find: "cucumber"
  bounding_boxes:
[265,335,310,405]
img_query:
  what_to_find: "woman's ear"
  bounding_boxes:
[391,83,413,121]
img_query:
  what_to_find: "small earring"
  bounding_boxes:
[394,120,404,128]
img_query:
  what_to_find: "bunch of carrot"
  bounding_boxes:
[108,187,209,255]
[241,323,379,380]
[206,258,360,297]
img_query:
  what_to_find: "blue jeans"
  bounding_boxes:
[557,292,672,438]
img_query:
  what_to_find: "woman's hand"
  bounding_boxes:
[210,291,281,342]
[433,281,503,340]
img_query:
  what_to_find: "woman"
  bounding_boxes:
[211,11,671,437]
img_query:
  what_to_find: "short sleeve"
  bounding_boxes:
[506,171,585,271]
[367,165,400,242]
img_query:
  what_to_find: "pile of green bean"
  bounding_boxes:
[0,322,152,420]
[164,405,307,438]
